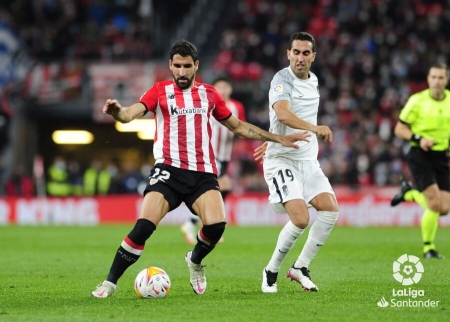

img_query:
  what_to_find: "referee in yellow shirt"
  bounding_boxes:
[391,62,450,259]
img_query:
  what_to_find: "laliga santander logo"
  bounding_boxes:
[273,84,283,94]
[392,254,424,286]
[377,254,439,308]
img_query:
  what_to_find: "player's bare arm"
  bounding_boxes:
[103,99,147,123]
[220,114,310,149]
[273,100,333,142]
[394,121,435,151]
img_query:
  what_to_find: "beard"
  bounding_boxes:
[174,74,195,89]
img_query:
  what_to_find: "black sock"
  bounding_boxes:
[190,222,226,264]
[191,241,213,265]
[106,219,156,284]
[106,246,139,284]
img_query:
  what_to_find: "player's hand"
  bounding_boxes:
[254,142,268,164]
[420,137,435,151]
[313,125,333,142]
[103,99,122,115]
[279,131,311,149]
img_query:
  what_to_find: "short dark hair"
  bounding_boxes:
[169,39,198,62]
[428,62,449,76]
[212,75,231,86]
[289,32,316,52]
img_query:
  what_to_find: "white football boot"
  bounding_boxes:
[180,221,197,245]
[91,280,116,298]
[261,268,278,293]
[185,251,207,294]
[287,266,319,292]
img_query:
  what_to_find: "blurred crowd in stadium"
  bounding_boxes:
[1,0,449,196]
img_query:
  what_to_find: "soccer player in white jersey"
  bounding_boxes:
[254,32,339,293]
[180,76,246,244]
[91,39,310,298]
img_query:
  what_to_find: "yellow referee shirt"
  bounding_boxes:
[399,89,450,151]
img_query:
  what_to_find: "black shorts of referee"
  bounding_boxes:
[407,147,450,192]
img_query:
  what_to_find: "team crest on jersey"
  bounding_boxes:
[199,92,207,100]
[273,84,283,95]
[149,178,158,185]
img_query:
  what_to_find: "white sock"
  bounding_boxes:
[294,211,338,269]
[266,221,304,273]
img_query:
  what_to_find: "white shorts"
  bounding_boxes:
[263,157,334,214]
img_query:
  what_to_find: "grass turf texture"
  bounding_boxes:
[0,225,448,322]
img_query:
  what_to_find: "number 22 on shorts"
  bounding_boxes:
[149,168,171,184]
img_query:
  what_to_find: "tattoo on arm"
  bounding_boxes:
[248,128,270,141]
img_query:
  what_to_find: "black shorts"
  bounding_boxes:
[217,160,229,178]
[143,164,220,215]
[406,147,450,192]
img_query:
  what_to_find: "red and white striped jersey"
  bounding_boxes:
[210,99,246,162]
[139,80,232,175]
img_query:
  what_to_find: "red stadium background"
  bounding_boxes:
[2,187,450,227]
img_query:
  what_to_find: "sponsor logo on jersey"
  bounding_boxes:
[170,105,206,116]
[273,84,283,95]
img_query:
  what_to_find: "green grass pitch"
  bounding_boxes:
[0,225,448,322]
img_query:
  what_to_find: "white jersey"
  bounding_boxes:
[265,67,319,160]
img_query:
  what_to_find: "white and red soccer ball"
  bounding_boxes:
[134,267,171,299]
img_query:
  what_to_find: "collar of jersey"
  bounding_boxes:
[288,66,311,81]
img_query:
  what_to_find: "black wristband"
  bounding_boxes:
[411,134,422,144]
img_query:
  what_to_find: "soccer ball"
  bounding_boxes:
[134,267,171,299]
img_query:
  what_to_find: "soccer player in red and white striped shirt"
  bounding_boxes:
[91,40,310,298]
[180,76,246,244]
